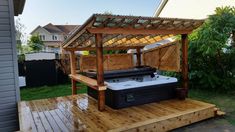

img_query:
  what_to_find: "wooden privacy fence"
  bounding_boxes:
[143,41,181,72]
[60,53,71,74]
[80,53,134,72]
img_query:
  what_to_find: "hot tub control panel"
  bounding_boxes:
[126,94,135,102]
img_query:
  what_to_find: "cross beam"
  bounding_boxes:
[87,27,192,35]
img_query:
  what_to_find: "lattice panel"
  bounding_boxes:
[143,41,181,72]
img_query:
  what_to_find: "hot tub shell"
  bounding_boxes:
[86,67,178,109]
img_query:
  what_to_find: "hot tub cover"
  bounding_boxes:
[83,66,156,79]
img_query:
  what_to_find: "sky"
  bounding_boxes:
[17,0,161,37]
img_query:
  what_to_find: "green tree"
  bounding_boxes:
[188,6,235,91]
[28,35,44,52]
[15,18,26,54]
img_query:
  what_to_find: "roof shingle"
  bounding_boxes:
[43,23,79,35]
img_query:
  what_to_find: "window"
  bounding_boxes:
[52,35,58,40]
[39,35,45,40]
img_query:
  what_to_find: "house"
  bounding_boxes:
[154,0,235,19]
[0,0,25,131]
[30,23,79,53]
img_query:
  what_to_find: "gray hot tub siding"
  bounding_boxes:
[88,82,178,109]
[88,75,178,109]
[0,0,25,131]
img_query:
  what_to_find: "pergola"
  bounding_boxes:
[62,14,204,111]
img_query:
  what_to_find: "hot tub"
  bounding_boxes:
[86,67,178,109]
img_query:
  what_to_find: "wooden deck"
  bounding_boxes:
[18,94,220,132]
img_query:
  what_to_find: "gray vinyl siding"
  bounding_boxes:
[0,85,15,92]
[0,61,13,68]
[0,0,20,131]
[0,73,14,80]
[0,19,10,25]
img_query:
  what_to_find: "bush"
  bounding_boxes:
[28,35,44,52]
[188,6,235,91]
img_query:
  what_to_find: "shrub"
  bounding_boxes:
[188,6,235,91]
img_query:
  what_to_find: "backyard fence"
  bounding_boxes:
[19,59,68,87]
[143,41,181,72]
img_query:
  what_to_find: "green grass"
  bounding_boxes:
[20,83,87,101]
[189,88,235,125]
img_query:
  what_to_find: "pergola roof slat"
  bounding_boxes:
[63,14,204,51]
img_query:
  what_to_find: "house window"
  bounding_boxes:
[52,35,58,40]
[39,35,45,40]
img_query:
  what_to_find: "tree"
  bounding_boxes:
[28,35,44,52]
[15,18,26,54]
[188,6,235,91]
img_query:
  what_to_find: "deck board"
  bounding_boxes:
[32,100,53,132]
[38,99,62,132]
[18,94,218,132]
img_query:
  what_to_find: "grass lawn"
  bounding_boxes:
[189,88,235,125]
[20,84,235,125]
[20,83,87,101]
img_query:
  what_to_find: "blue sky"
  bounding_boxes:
[18,0,161,36]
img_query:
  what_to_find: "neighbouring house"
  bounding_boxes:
[30,23,79,53]
[0,0,25,131]
[154,0,235,19]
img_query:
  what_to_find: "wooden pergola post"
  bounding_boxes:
[69,51,77,95]
[136,48,141,67]
[181,34,189,92]
[95,33,105,111]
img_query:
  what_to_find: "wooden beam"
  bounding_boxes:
[98,90,105,111]
[181,34,189,92]
[87,27,192,35]
[95,33,105,111]
[71,79,77,95]
[136,48,141,66]
[69,51,77,75]
[63,16,95,48]
[70,74,107,90]
[69,51,77,95]
[64,46,144,51]
[72,34,92,48]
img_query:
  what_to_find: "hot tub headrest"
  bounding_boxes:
[83,66,156,79]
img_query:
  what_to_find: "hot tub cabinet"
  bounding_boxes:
[88,80,178,109]
[86,67,178,109]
